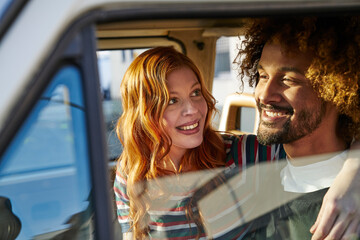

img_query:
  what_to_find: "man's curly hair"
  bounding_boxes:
[235,16,360,142]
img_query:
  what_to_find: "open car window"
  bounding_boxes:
[0,65,94,239]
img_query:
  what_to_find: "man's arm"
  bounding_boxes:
[310,141,360,240]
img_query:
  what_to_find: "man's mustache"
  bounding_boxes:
[257,102,294,115]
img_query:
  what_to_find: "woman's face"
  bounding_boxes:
[163,67,208,161]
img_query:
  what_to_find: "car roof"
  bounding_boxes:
[0,0,359,135]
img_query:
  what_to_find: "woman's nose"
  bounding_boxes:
[182,99,198,115]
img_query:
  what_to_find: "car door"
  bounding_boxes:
[0,4,113,238]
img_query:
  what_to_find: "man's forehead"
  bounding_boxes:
[266,36,308,56]
[258,41,313,73]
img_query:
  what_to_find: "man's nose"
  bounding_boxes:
[256,77,282,104]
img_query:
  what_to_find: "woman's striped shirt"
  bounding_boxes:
[113,134,286,239]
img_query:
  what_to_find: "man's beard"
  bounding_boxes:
[257,102,327,146]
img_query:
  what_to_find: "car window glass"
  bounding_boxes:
[0,65,93,240]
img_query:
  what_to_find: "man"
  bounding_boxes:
[193,16,360,240]
[234,16,360,240]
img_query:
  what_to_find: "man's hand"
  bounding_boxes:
[311,143,360,240]
[123,232,133,240]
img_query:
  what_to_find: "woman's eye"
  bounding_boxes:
[191,89,202,97]
[169,98,177,105]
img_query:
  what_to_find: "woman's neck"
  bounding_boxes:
[168,146,186,170]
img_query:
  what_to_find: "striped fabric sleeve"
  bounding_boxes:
[113,169,131,233]
[223,133,285,168]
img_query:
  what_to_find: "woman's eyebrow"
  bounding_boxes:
[169,82,200,94]
[191,82,200,88]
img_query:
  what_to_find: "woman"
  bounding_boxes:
[114,47,228,239]
[114,46,360,239]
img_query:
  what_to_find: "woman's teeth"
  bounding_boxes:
[179,122,198,130]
